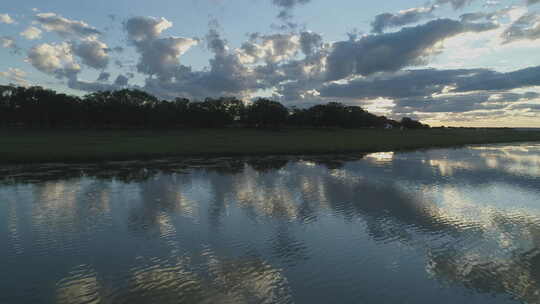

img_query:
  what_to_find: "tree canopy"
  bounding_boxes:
[0,85,429,129]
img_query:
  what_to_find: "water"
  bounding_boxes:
[2,144,540,304]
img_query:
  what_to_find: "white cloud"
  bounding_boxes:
[0,13,14,24]
[239,33,301,64]
[1,37,15,48]
[35,12,100,39]
[20,26,42,40]
[0,68,29,86]
[26,43,81,78]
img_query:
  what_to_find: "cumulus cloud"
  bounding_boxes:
[371,6,436,33]
[239,33,301,64]
[26,42,81,79]
[124,14,504,108]
[0,13,14,24]
[72,38,110,70]
[136,35,197,78]
[35,12,101,39]
[143,26,259,99]
[20,26,42,40]
[326,18,498,81]
[125,16,198,80]
[0,68,28,86]
[124,17,256,99]
[125,16,172,41]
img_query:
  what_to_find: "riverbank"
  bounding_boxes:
[2,128,540,164]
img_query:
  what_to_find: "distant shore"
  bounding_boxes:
[2,128,540,164]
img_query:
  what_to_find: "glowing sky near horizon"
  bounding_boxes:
[1,0,540,127]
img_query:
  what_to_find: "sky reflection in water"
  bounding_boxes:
[1,144,540,303]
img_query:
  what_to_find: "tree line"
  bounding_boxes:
[0,85,429,129]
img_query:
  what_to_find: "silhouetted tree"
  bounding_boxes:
[401,117,430,129]
[0,84,429,130]
[244,98,289,128]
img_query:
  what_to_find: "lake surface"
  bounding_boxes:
[2,144,540,304]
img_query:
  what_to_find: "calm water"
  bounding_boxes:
[2,144,540,304]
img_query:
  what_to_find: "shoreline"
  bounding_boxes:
[2,128,540,165]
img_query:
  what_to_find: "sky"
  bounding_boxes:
[1,0,540,127]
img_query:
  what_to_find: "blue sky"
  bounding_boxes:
[1,0,540,126]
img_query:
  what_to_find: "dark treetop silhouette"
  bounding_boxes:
[0,85,429,129]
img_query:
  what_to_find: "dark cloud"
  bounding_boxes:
[458,10,505,22]
[125,16,171,41]
[206,28,228,55]
[394,92,537,114]
[371,6,435,33]
[272,0,311,9]
[97,72,110,82]
[528,0,540,5]
[114,59,123,68]
[455,66,540,92]
[67,77,133,92]
[272,0,311,20]
[143,27,258,99]
[320,69,477,99]
[317,64,540,117]
[299,31,323,56]
[502,13,540,43]
[72,39,110,70]
[321,66,540,100]
[125,16,198,80]
[114,74,129,86]
[326,18,498,81]
[460,12,486,22]
[435,0,475,9]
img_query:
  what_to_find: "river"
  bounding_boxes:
[2,143,540,303]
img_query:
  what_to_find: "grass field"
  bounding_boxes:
[2,128,540,164]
